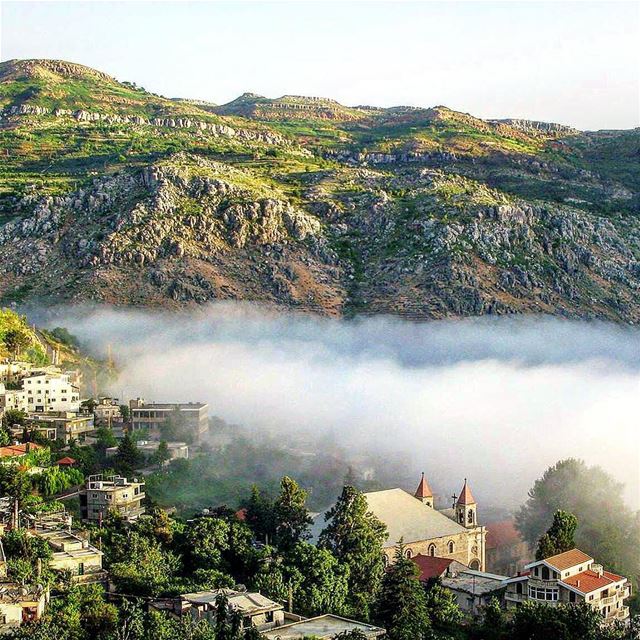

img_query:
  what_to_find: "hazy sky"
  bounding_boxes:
[1,1,638,130]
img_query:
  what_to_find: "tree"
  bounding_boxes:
[253,542,350,618]
[3,327,31,357]
[273,476,312,549]
[0,465,31,520]
[319,485,387,620]
[119,404,130,421]
[115,433,142,474]
[96,426,118,450]
[423,581,463,630]
[243,485,277,544]
[536,510,578,560]
[374,543,431,640]
[150,441,171,469]
[82,398,98,414]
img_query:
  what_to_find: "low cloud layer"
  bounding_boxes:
[40,304,640,510]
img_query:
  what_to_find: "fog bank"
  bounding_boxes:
[39,304,640,510]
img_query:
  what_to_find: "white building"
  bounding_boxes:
[20,372,80,413]
[504,549,631,623]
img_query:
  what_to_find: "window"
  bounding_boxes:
[529,587,559,601]
[516,583,523,595]
[467,510,474,524]
[405,549,413,559]
[541,567,550,580]
[428,544,436,557]
[448,541,455,554]
[569,591,576,603]
[382,555,389,567]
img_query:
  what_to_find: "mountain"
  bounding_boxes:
[0,59,639,321]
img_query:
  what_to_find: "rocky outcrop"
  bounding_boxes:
[489,118,578,136]
[2,104,289,146]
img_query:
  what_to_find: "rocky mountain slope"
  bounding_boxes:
[0,59,638,321]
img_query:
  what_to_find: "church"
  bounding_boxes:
[363,474,486,570]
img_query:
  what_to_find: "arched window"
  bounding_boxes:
[467,509,474,524]
[382,554,389,567]
[405,549,413,559]
[469,559,481,571]
[448,541,455,554]
[541,566,550,580]
[428,544,436,557]
[516,582,523,595]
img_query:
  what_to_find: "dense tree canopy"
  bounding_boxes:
[319,485,387,620]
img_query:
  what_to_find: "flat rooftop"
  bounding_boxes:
[442,569,508,596]
[262,615,385,639]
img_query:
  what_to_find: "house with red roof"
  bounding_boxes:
[485,519,531,576]
[504,549,631,622]
[0,442,42,459]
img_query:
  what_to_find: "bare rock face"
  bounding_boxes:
[0,155,344,310]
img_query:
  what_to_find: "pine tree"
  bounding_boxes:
[535,510,578,560]
[274,476,313,549]
[319,485,387,620]
[374,543,431,640]
[115,432,142,474]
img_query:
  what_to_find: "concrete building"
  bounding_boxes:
[261,615,386,639]
[106,440,189,463]
[151,589,284,631]
[0,540,49,634]
[79,474,145,523]
[129,399,209,441]
[34,528,106,585]
[358,476,486,570]
[21,372,80,413]
[23,412,94,444]
[93,398,123,425]
[485,520,531,576]
[504,549,631,623]
[441,568,508,615]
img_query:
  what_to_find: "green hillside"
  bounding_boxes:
[0,59,638,321]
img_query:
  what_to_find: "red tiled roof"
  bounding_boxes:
[56,456,77,465]
[235,508,247,521]
[543,549,593,571]
[411,554,454,581]
[562,569,626,594]
[0,443,43,458]
[486,520,523,549]
[456,479,476,505]
[414,472,433,499]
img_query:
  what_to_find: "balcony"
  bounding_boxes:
[505,592,527,602]
[600,595,617,606]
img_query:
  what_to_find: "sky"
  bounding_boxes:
[1,1,638,130]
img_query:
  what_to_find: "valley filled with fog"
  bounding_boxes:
[35,303,640,511]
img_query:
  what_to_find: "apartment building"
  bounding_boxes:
[129,399,209,441]
[79,474,145,522]
[21,372,80,413]
[504,549,631,622]
[22,412,94,444]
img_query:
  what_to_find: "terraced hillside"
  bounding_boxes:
[0,58,638,321]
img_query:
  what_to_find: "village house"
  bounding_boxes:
[129,399,209,441]
[79,474,145,523]
[352,475,486,570]
[19,372,80,413]
[21,412,94,444]
[93,397,123,426]
[0,442,42,460]
[261,615,386,639]
[34,528,106,585]
[504,549,631,622]
[0,542,49,634]
[151,589,285,631]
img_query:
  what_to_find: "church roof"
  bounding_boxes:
[456,479,476,505]
[414,473,433,498]
[363,488,467,548]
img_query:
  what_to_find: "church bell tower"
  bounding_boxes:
[455,479,477,528]
[414,472,434,508]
